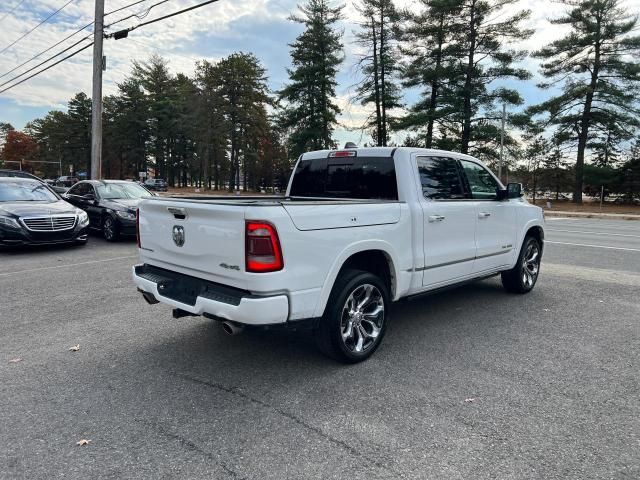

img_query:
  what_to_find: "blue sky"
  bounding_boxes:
[0,0,637,146]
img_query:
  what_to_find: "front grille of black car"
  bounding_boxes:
[21,215,77,231]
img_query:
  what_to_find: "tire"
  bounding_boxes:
[102,216,119,242]
[501,236,542,294]
[315,269,390,363]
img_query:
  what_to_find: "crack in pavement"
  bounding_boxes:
[175,372,405,479]
[136,419,247,479]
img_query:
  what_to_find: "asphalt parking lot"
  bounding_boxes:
[1,217,639,479]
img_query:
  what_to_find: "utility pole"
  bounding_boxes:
[498,103,505,181]
[90,0,104,180]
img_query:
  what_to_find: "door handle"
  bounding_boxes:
[478,212,491,219]
[428,215,445,222]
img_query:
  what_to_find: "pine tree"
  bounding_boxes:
[396,0,461,148]
[353,0,401,146]
[279,0,344,158]
[530,0,640,203]
[215,53,270,191]
[66,92,92,177]
[132,55,175,180]
[450,0,533,157]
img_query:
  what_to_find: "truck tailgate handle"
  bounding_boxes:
[478,212,491,218]
[428,215,445,222]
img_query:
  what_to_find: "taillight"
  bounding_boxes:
[136,209,141,248]
[245,221,283,273]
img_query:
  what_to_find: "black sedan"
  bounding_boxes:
[0,178,89,247]
[64,180,152,241]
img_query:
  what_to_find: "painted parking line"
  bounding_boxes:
[545,241,640,252]
[0,255,138,277]
[543,262,640,287]
[547,229,640,238]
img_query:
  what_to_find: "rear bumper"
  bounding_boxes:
[132,264,289,325]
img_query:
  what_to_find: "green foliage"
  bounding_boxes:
[279,0,344,158]
[353,0,402,146]
[530,0,640,202]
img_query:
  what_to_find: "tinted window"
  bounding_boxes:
[460,160,499,199]
[0,180,58,202]
[290,156,398,200]
[417,157,465,200]
[96,183,150,199]
[68,183,89,196]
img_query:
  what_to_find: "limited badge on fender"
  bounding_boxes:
[172,225,185,247]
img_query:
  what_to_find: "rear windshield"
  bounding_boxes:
[289,156,398,200]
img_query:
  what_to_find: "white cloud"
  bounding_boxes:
[0,0,639,133]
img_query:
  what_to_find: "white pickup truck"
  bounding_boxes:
[133,147,544,362]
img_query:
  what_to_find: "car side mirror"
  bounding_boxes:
[507,183,523,199]
[496,183,523,200]
[83,193,96,203]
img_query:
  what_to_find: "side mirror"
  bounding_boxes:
[507,183,523,199]
[496,183,523,200]
[83,193,96,203]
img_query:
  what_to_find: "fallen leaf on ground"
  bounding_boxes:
[8,358,22,363]
[464,398,476,403]
[69,344,80,352]
[76,439,91,446]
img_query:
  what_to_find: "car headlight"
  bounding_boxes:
[115,210,136,220]
[76,209,89,226]
[0,216,21,229]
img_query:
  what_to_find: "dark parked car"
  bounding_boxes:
[0,169,68,195]
[144,178,168,192]
[56,176,79,188]
[0,177,89,247]
[64,180,152,241]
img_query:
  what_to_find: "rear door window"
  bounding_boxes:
[416,156,466,200]
[290,156,398,200]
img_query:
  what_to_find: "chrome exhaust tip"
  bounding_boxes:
[221,321,244,336]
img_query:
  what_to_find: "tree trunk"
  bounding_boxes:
[574,14,602,204]
[379,5,387,146]
[371,19,383,146]
[427,15,445,149]
[461,0,477,154]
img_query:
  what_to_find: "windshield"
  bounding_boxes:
[0,181,58,202]
[96,183,151,200]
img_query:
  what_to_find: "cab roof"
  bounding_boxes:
[299,146,481,162]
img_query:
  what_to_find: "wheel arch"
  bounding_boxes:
[313,242,400,318]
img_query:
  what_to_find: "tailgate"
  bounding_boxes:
[137,198,248,283]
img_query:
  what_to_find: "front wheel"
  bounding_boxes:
[501,236,541,293]
[102,216,119,242]
[315,269,389,363]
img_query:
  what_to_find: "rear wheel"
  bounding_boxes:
[501,236,541,293]
[102,216,119,242]
[315,269,389,363]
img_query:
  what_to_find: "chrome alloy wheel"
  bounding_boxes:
[340,284,385,353]
[522,242,540,288]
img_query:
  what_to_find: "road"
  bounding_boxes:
[1,218,638,479]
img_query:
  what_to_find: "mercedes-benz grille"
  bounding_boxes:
[21,215,77,232]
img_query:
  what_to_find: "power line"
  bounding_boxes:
[0,0,169,83]
[0,34,91,88]
[0,0,75,56]
[0,41,93,94]
[0,0,28,25]
[106,0,222,39]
